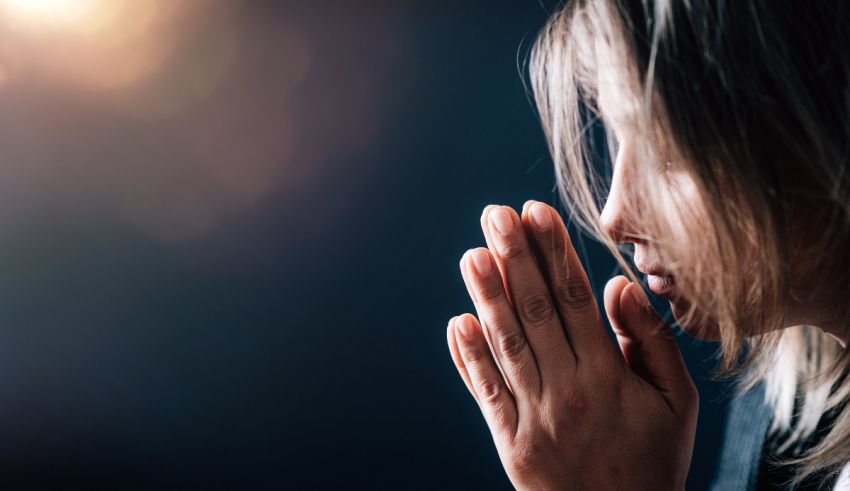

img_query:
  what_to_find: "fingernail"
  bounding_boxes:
[448,316,458,329]
[490,207,514,235]
[457,316,474,339]
[530,203,552,231]
[470,249,492,275]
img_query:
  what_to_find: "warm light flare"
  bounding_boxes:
[1,0,99,27]
[0,0,172,90]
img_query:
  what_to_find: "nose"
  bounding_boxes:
[600,188,626,244]
[599,141,640,245]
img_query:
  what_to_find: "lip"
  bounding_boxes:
[647,274,676,296]
[635,262,676,296]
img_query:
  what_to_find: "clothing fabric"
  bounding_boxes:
[710,382,849,490]
[711,382,773,490]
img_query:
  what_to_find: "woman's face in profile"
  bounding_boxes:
[600,130,723,341]
[602,128,846,345]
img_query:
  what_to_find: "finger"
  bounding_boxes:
[613,280,696,415]
[480,202,549,302]
[460,258,506,393]
[481,206,576,384]
[454,313,519,437]
[480,205,512,302]
[617,282,692,392]
[477,205,519,390]
[522,201,621,364]
[603,275,632,358]
[447,316,480,405]
[460,247,542,399]
[479,202,545,306]
[460,257,513,395]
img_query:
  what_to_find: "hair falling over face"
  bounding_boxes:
[529,0,850,485]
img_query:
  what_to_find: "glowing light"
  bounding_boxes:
[0,0,173,90]
[1,0,99,27]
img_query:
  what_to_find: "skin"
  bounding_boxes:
[597,104,850,346]
[448,127,850,488]
[448,201,697,490]
[602,129,850,346]
[600,134,724,342]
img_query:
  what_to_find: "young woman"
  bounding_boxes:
[446,0,850,489]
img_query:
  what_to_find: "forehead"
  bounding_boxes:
[596,77,638,134]
[593,42,641,133]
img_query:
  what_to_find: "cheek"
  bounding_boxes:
[630,159,726,340]
[658,171,705,242]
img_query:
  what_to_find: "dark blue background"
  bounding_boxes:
[0,1,732,488]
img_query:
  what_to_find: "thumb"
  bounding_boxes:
[605,277,694,401]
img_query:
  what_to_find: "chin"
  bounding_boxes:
[669,297,722,341]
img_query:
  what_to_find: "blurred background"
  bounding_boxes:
[0,0,733,489]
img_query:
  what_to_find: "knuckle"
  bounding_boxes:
[499,241,525,259]
[477,380,502,404]
[548,387,598,429]
[519,292,554,324]
[556,277,594,311]
[537,229,565,254]
[477,278,504,302]
[498,331,529,361]
[459,341,486,364]
[560,387,590,414]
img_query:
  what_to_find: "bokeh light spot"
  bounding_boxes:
[1,0,99,28]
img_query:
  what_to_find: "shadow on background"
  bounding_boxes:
[0,0,733,488]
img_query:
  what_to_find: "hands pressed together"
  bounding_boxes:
[447,201,698,491]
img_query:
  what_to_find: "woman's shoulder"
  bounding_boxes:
[710,381,773,490]
[710,380,849,490]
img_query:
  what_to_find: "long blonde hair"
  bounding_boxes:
[529,0,850,484]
